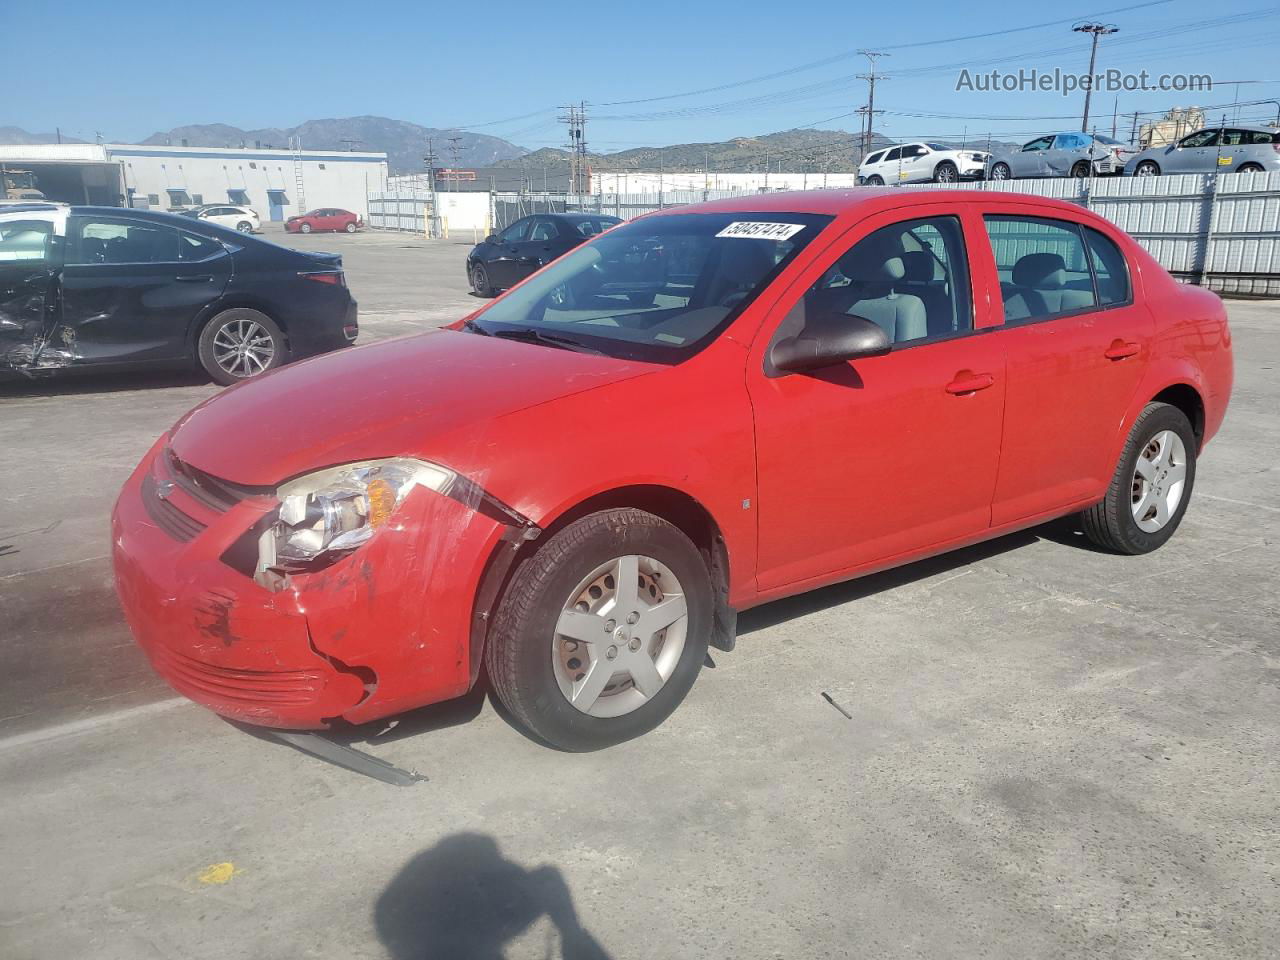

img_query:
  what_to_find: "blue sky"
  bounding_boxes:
[2,0,1276,152]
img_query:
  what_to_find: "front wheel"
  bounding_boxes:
[934,161,958,183]
[470,262,494,297]
[485,508,712,751]
[197,308,285,385]
[1134,160,1160,177]
[299,222,312,234]
[1078,402,1197,554]
[345,221,357,233]
[990,162,1011,181]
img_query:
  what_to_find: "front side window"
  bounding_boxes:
[900,144,927,158]
[0,219,53,263]
[1023,136,1054,152]
[1180,129,1219,148]
[984,216,1098,322]
[69,218,220,265]
[471,212,831,363]
[500,219,530,243]
[796,215,972,346]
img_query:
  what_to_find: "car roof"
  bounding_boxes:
[651,188,1097,221]
[555,213,621,222]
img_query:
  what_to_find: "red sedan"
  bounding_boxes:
[285,208,361,234]
[112,190,1232,750]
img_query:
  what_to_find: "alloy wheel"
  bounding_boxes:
[1131,429,1187,532]
[991,164,1010,181]
[1135,162,1159,177]
[551,554,688,718]
[212,318,275,379]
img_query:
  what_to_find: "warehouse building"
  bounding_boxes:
[0,142,388,220]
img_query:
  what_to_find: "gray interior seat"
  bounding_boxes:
[1003,252,1095,321]
[836,240,927,343]
[899,250,953,336]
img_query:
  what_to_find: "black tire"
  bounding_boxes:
[345,221,357,233]
[990,162,1011,181]
[1071,160,1092,178]
[299,222,312,234]
[197,307,286,386]
[470,262,494,297]
[1078,402,1197,555]
[485,508,712,751]
[1134,160,1161,177]
[933,161,958,183]
[236,221,253,233]
[1237,163,1264,174]
[866,175,884,186]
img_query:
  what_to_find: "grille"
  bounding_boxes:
[141,474,207,543]
[148,642,324,706]
[164,449,259,513]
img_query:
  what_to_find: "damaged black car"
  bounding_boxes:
[0,204,358,385]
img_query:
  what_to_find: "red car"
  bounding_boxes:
[285,208,361,234]
[112,190,1232,750]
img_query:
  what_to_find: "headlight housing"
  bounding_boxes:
[257,458,455,578]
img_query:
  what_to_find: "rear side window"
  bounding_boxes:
[1083,227,1130,306]
[0,219,53,263]
[882,147,902,163]
[528,219,558,242]
[983,216,1097,322]
[864,151,885,165]
[179,231,225,262]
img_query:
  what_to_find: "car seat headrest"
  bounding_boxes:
[1013,252,1067,290]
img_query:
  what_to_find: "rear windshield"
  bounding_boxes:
[472,211,832,363]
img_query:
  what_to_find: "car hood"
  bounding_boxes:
[169,329,655,486]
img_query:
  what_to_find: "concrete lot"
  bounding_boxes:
[1,228,1277,959]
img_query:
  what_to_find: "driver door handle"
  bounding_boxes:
[945,371,995,395]
[175,274,214,283]
[1104,339,1140,360]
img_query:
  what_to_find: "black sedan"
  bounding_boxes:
[0,204,357,385]
[467,213,621,297]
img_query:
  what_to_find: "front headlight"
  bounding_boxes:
[258,458,455,573]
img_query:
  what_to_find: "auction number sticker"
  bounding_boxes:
[716,221,807,241]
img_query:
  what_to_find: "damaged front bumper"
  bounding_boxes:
[111,438,514,729]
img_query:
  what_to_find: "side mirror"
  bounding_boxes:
[485,234,499,244]
[770,312,891,374]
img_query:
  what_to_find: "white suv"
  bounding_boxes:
[858,142,990,185]
[183,204,260,233]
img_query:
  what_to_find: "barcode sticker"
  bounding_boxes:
[715,221,807,241]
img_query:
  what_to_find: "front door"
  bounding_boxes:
[980,211,1153,524]
[59,214,232,365]
[1164,128,1221,174]
[485,217,532,289]
[0,209,62,370]
[1015,135,1053,178]
[747,207,1007,591]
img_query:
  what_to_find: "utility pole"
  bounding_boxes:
[446,136,463,192]
[1073,22,1119,133]
[857,51,889,164]
[423,137,440,238]
[1111,97,1118,140]
[558,102,589,201]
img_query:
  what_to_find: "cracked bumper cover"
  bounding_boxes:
[111,440,510,729]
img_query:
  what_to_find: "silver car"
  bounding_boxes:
[990,132,1138,180]
[1125,125,1280,176]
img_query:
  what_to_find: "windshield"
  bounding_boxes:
[470,211,831,363]
[925,142,950,150]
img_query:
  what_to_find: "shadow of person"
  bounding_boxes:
[375,833,611,960]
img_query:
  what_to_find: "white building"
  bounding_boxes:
[0,142,388,221]
[590,171,863,194]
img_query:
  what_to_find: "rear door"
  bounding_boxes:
[59,215,232,365]
[980,211,1153,523]
[0,209,63,371]
[1046,133,1087,175]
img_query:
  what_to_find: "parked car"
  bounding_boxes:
[285,208,362,234]
[181,204,260,233]
[990,132,1138,180]
[1125,125,1280,176]
[112,189,1232,751]
[858,142,990,185]
[468,213,622,296]
[1,204,357,385]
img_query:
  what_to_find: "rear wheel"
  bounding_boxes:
[1071,160,1092,178]
[1237,163,1264,174]
[197,308,285,385]
[300,222,312,234]
[990,162,1011,181]
[934,161,959,183]
[485,508,712,751]
[1079,402,1197,554]
[1134,160,1160,177]
[345,221,357,233]
[865,175,884,186]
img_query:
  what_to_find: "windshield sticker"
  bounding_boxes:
[715,221,807,241]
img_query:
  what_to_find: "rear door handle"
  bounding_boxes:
[1104,339,1140,360]
[945,371,996,395]
[175,274,214,283]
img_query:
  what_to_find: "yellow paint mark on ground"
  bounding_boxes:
[197,862,237,885]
